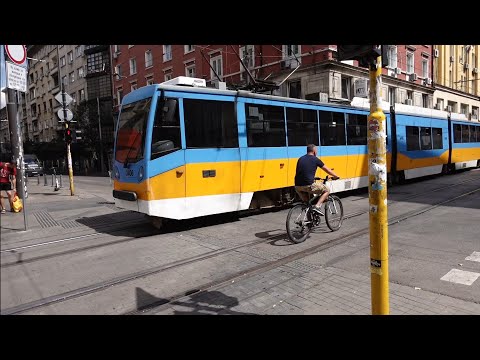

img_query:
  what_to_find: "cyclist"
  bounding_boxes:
[294,144,339,215]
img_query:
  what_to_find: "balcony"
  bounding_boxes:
[84,45,109,55]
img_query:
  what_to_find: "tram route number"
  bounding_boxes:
[125,169,134,177]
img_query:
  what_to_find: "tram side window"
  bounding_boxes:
[432,127,443,149]
[462,125,470,143]
[346,113,367,145]
[184,99,238,148]
[406,126,420,151]
[151,97,181,160]
[469,125,477,143]
[474,126,479,142]
[420,127,432,150]
[454,124,462,143]
[319,110,346,146]
[286,107,318,146]
[246,104,286,147]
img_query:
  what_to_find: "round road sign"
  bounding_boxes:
[5,45,27,65]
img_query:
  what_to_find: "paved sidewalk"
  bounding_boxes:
[152,257,480,315]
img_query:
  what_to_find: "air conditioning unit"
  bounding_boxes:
[395,67,402,75]
[446,105,452,112]
[450,56,454,62]
[434,103,441,110]
[280,60,289,69]
[472,113,478,120]
[464,63,470,70]
[424,78,432,85]
[473,68,479,74]
[410,73,418,81]
[319,92,329,103]
[113,52,118,59]
[405,99,413,106]
[434,49,439,58]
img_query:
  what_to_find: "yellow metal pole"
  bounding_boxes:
[368,56,389,314]
[66,123,75,196]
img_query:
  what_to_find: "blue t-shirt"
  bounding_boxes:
[294,154,325,186]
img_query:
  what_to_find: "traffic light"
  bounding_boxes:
[337,45,389,68]
[65,128,72,144]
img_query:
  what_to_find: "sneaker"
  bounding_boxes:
[1,209,6,214]
[312,207,324,216]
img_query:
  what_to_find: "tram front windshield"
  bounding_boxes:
[115,98,152,164]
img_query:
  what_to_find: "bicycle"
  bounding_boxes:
[286,176,344,243]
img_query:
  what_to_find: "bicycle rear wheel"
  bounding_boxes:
[286,204,313,243]
[325,195,344,231]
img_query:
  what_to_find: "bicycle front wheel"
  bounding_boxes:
[325,195,344,231]
[286,204,312,243]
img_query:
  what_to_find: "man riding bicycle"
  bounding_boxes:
[294,144,339,215]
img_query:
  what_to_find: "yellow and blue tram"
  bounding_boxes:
[112,77,480,222]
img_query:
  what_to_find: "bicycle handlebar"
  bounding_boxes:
[314,175,340,184]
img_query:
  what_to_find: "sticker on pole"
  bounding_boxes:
[5,45,27,65]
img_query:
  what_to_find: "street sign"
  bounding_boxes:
[5,45,27,65]
[6,61,27,92]
[57,108,74,121]
[55,92,74,106]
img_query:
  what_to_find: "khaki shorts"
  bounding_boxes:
[295,182,328,201]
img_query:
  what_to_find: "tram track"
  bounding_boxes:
[2,184,478,315]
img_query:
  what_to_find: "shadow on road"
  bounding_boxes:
[135,287,256,315]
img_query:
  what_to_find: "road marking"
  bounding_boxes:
[440,269,480,286]
[465,251,480,263]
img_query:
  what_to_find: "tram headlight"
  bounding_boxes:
[114,166,120,179]
[138,166,144,181]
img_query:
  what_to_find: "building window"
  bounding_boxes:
[184,99,238,148]
[319,111,346,146]
[116,87,123,105]
[114,45,120,53]
[70,72,75,83]
[164,73,172,81]
[75,45,83,58]
[406,52,414,74]
[449,70,453,87]
[115,65,122,79]
[68,51,73,63]
[447,101,457,113]
[62,75,67,86]
[246,104,286,147]
[129,58,137,75]
[422,94,428,108]
[60,56,66,67]
[389,87,396,106]
[210,55,223,80]
[146,76,154,86]
[341,77,351,100]
[436,98,444,110]
[184,45,194,53]
[407,90,413,101]
[472,106,479,120]
[388,45,397,68]
[460,103,469,116]
[283,45,300,58]
[145,50,153,68]
[79,89,85,101]
[77,67,84,78]
[185,64,195,78]
[130,82,137,92]
[422,59,428,78]
[286,108,318,146]
[289,80,301,99]
[163,45,172,62]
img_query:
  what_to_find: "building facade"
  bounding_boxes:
[111,45,438,117]
[433,45,479,120]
